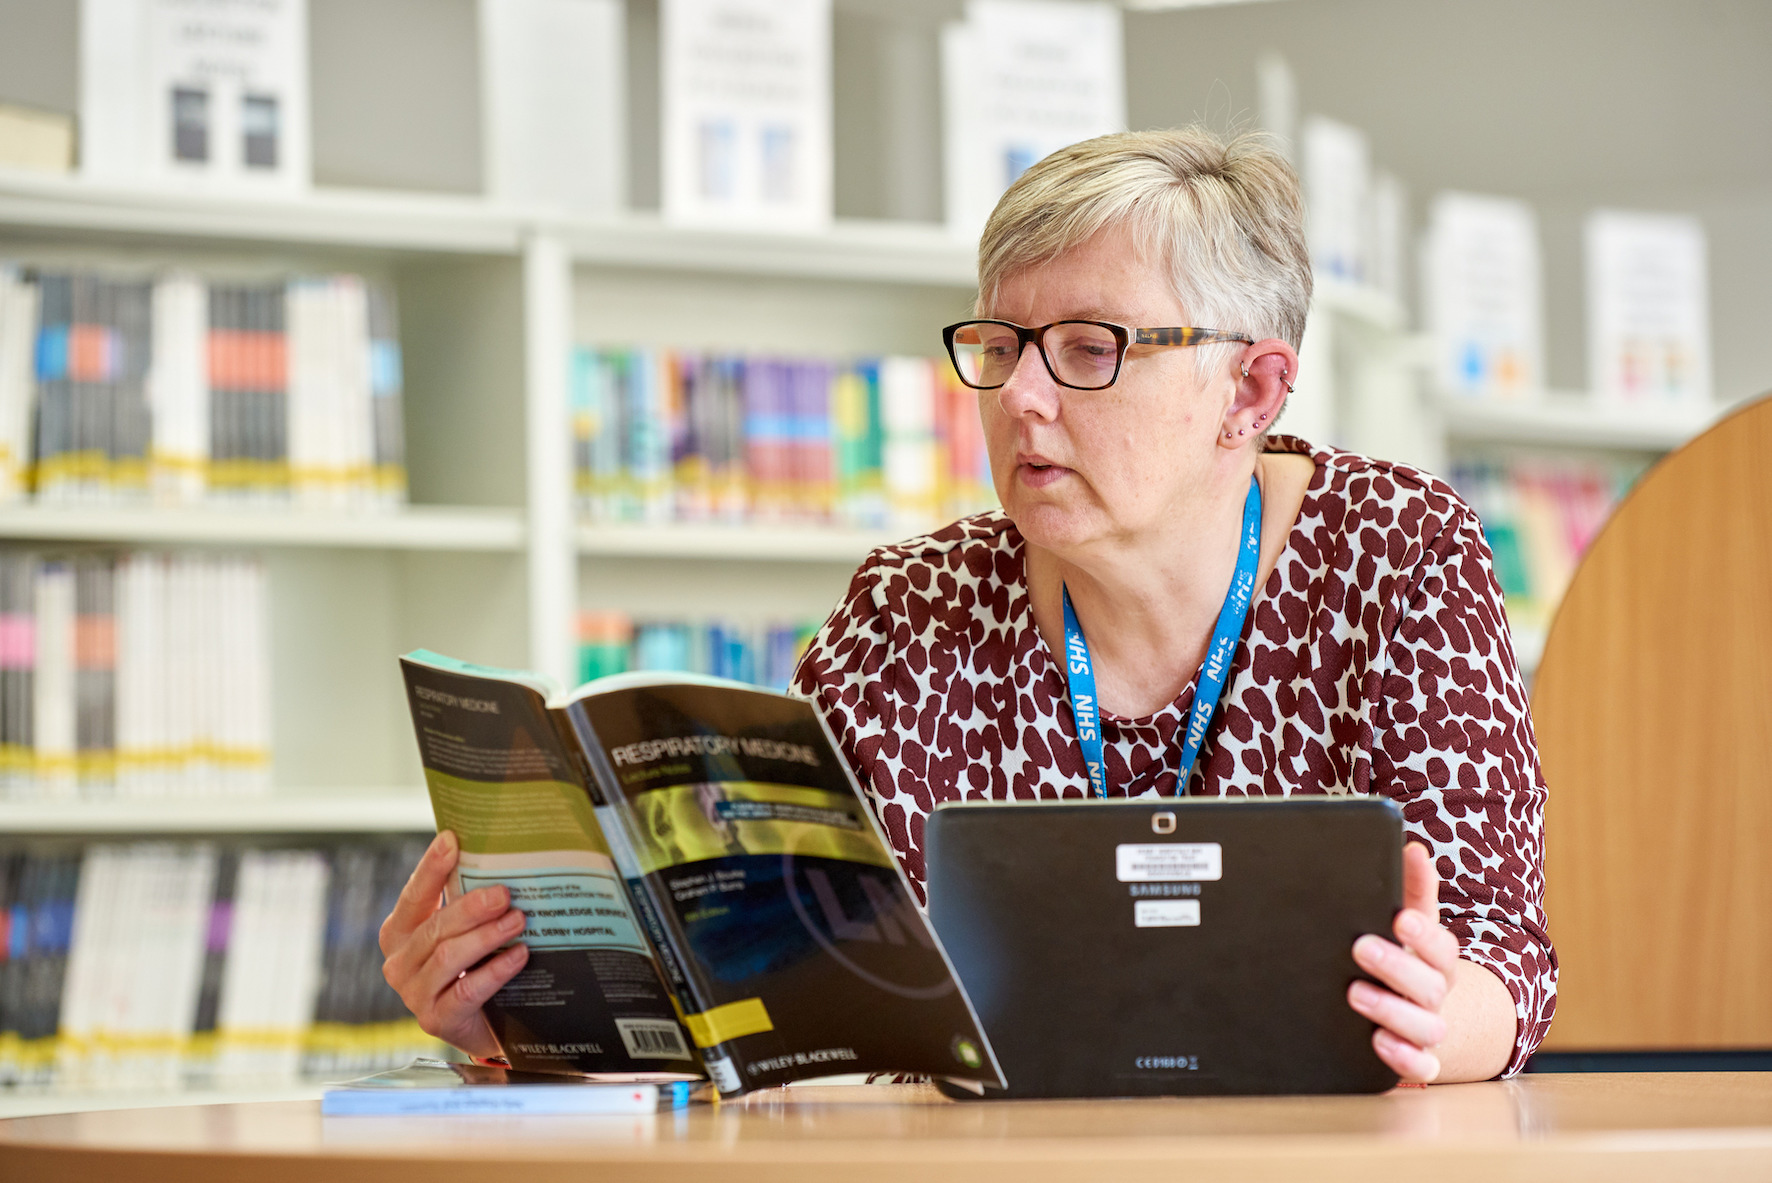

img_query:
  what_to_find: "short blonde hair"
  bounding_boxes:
[977,127,1313,359]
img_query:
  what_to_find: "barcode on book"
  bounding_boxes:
[616,1018,692,1060]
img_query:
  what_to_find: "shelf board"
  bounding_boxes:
[0,1083,323,1119]
[1438,394,1716,451]
[0,504,525,551]
[556,213,978,287]
[1312,276,1407,330]
[578,521,908,563]
[0,168,522,254]
[0,791,434,834]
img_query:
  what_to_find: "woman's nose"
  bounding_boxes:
[993,344,1063,421]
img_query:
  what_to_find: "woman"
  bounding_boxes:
[381,127,1554,1084]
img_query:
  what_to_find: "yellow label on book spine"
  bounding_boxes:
[682,997,773,1048]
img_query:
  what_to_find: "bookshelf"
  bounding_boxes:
[0,170,1717,792]
[0,165,1723,788]
[0,98,1724,1122]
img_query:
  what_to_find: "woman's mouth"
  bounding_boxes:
[1018,460,1071,488]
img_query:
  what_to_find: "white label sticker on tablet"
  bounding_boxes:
[1116,843,1222,882]
[1134,899,1201,927]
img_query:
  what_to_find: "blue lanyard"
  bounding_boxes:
[1062,475,1263,799]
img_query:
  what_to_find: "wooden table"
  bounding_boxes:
[2,1074,1770,1182]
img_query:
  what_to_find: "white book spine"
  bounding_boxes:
[0,268,40,502]
[149,273,210,504]
[32,562,76,800]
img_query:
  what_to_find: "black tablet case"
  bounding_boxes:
[926,798,1403,1098]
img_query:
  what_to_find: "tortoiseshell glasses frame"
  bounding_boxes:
[943,319,1254,391]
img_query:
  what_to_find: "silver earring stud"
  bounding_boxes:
[1279,365,1296,394]
[1240,363,1251,380]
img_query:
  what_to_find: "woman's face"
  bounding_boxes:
[980,224,1234,554]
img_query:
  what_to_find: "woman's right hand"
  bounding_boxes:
[379,830,530,1060]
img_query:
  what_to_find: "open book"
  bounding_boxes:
[398,651,1002,1096]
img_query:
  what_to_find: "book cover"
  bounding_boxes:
[398,651,1003,1095]
[400,655,700,1080]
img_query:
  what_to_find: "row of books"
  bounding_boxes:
[0,550,271,800]
[0,837,438,1092]
[578,611,820,693]
[573,348,995,531]
[0,264,407,507]
[1449,458,1646,637]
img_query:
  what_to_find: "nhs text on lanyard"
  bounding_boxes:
[1063,476,1262,799]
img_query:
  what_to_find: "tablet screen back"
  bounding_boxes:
[925,798,1402,1097]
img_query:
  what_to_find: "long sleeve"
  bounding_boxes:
[1371,506,1558,1077]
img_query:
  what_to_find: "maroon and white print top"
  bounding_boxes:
[792,435,1556,1078]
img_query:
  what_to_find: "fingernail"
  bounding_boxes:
[505,943,529,963]
[1353,935,1385,965]
[502,910,526,934]
[436,831,457,857]
[476,886,506,913]
[1398,911,1423,940]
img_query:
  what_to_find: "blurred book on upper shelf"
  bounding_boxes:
[480,0,626,213]
[574,347,993,534]
[942,1,1125,240]
[1425,192,1545,403]
[0,264,405,509]
[0,105,74,176]
[661,0,832,231]
[80,0,310,192]
[1586,211,1712,410]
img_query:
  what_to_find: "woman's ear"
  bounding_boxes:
[1219,340,1299,447]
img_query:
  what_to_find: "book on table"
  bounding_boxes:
[398,650,1002,1097]
[321,1057,703,1115]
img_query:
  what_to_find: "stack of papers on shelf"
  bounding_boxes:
[321,1058,705,1115]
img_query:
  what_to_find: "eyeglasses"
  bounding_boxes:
[942,319,1254,391]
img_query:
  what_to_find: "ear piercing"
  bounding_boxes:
[1242,362,1298,395]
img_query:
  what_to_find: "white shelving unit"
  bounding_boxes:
[0,792,432,835]
[0,167,521,254]
[0,505,525,551]
[1436,393,1717,452]
[0,165,1725,794]
[578,522,903,564]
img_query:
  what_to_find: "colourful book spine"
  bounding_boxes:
[569,346,598,512]
[32,272,72,501]
[366,283,407,506]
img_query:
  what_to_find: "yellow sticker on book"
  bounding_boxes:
[682,997,773,1048]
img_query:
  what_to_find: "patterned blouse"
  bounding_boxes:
[792,435,1556,1078]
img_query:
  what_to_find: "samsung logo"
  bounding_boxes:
[1135,1055,1200,1071]
[1127,883,1200,898]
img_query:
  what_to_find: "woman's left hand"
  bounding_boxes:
[1346,842,1461,1083]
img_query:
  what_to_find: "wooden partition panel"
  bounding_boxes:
[1534,393,1772,1049]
